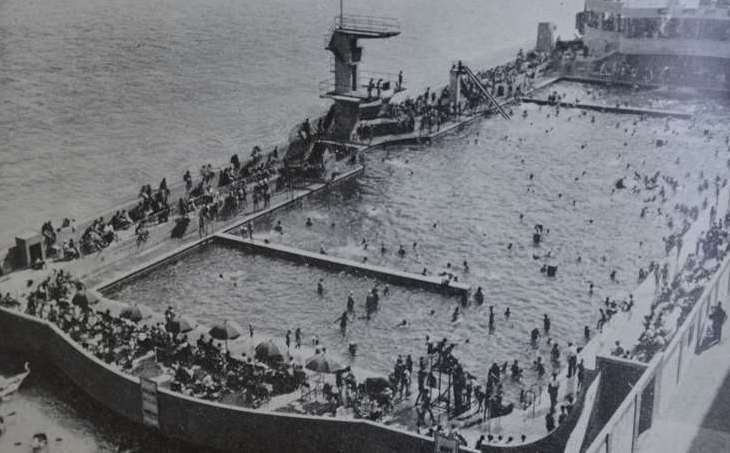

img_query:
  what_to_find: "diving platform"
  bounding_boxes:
[320,13,404,100]
[332,14,400,39]
[214,233,470,297]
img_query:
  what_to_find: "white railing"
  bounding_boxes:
[334,14,400,35]
[319,71,403,97]
[584,248,730,453]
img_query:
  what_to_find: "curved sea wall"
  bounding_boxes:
[0,306,465,453]
[0,303,598,452]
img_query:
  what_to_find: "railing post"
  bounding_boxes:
[631,391,641,453]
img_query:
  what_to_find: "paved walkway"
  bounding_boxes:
[637,335,730,453]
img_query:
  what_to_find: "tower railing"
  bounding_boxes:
[333,14,400,35]
[319,70,404,98]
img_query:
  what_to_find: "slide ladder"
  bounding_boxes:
[462,65,511,120]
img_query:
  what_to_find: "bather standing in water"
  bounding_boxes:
[474,286,484,305]
[317,278,324,295]
[295,327,302,348]
[335,311,349,334]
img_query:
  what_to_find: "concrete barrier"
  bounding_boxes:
[0,306,479,453]
[521,97,692,119]
[215,233,470,297]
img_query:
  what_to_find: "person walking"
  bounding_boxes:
[548,373,559,410]
[710,302,728,344]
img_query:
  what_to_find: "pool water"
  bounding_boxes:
[109,95,730,396]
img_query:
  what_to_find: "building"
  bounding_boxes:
[575,0,730,86]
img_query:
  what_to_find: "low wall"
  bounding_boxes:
[0,305,474,452]
[476,371,598,453]
[583,238,730,453]
[521,98,691,119]
[0,299,601,453]
[0,306,143,424]
[214,234,470,296]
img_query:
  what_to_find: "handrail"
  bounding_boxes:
[334,14,400,35]
[583,227,730,453]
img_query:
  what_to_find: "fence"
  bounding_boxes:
[583,248,730,453]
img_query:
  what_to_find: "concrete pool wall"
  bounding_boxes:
[0,305,475,453]
[0,301,599,453]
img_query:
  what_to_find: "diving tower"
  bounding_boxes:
[316,5,406,141]
[320,11,404,101]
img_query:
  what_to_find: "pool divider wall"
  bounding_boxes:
[95,236,217,295]
[520,98,692,119]
[94,165,366,295]
[214,233,470,297]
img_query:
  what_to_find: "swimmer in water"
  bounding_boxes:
[474,287,484,304]
[274,220,283,234]
[381,242,387,254]
[505,307,511,320]
[398,245,406,257]
[452,306,460,322]
[396,319,408,327]
[463,260,469,272]
[347,292,355,312]
[317,278,324,295]
[305,217,312,227]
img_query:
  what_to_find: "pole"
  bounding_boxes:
[339,0,343,26]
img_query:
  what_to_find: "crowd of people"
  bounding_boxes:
[633,215,730,361]
[352,49,548,144]
[2,270,306,409]
[36,144,286,263]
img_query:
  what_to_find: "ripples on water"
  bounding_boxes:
[1,0,723,448]
[111,95,730,392]
[0,0,581,242]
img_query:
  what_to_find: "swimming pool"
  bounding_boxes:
[108,95,730,400]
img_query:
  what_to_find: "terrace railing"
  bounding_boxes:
[583,245,730,453]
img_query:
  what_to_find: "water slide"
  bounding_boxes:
[461,64,511,120]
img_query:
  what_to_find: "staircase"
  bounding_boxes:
[461,65,511,120]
